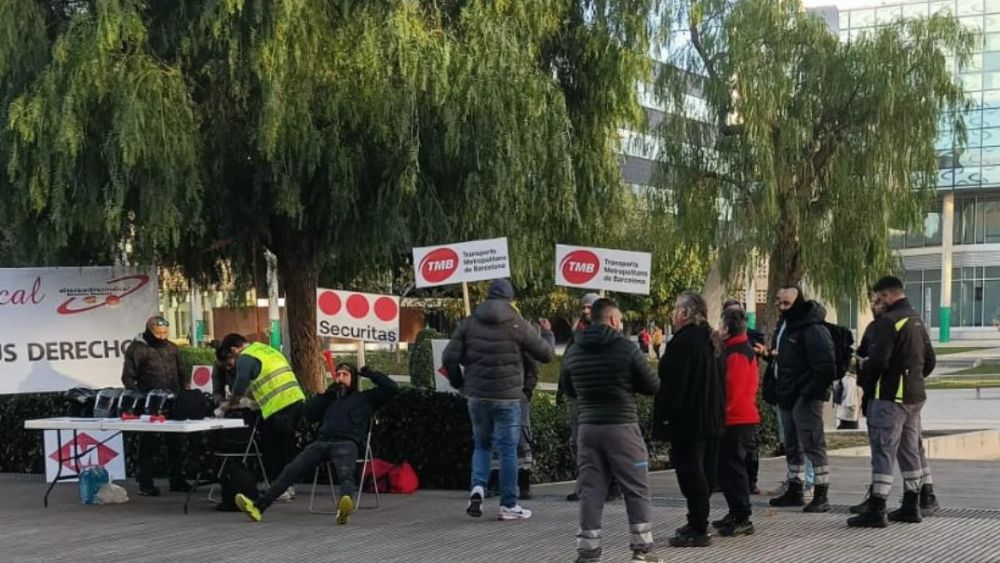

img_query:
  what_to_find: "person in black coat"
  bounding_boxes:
[653,292,725,548]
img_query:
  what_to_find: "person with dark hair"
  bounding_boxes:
[759,286,836,513]
[653,292,726,547]
[724,298,765,348]
[235,362,398,525]
[561,298,662,563]
[121,316,189,496]
[848,276,937,528]
[443,278,555,521]
[217,333,306,502]
[712,307,760,537]
[722,299,763,494]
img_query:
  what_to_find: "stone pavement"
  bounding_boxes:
[2,455,999,563]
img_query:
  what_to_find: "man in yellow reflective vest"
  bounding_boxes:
[848,276,936,528]
[217,333,306,502]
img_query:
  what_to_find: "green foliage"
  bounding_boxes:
[178,346,217,375]
[408,328,444,389]
[657,0,974,327]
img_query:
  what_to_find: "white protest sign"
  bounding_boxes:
[190,365,213,394]
[316,289,400,343]
[44,430,126,483]
[431,339,459,394]
[555,244,652,295]
[412,238,511,288]
[0,267,158,394]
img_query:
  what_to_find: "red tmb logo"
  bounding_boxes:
[419,248,459,284]
[192,366,212,388]
[561,250,601,285]
[49,433,119,473]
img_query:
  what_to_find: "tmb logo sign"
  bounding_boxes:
[419,248,459,284]
[560,250,601,285]
[49,433,119,473]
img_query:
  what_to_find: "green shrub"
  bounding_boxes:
[408,328,444,389]
[179,346,217,375]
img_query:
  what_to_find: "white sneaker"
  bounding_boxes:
[498,504,532,520]
[275,488,294,502]
[288,485,296,499]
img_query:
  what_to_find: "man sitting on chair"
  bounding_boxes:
[235,363,398,525]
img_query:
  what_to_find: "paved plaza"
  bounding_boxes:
[2,456,998,562]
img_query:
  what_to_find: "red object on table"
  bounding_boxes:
[121,413,139,420]
[322,350,336,376]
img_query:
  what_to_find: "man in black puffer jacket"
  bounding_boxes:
[121,316,188,497]
[760,286,836,512]
[561,298,662,563]
[443,278,555,521]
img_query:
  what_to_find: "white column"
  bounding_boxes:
[940,192,955,342]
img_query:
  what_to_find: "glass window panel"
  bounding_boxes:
[925,269,943,282]
[961,15,985,31]
[932,1,955,16]
[983,108,1000,127]
[850,28,869,41]
[984,89,1000,107]
[910,283,926,320]
[925,207,943,246]
[890,229,906,249]
[983,198,1000,241]
[983,127,1000,146]
[985,52,1000,70]
[937,135,954,151]
[982,145,1000,164]
[963,73,984,91]
[965,108,985,127]
[986,32,1000,50]
[990,0,1000,14]
[939,167,955,188]
[976,281,986,326]
[986,71,1000,89]
[853,9,876,27]
[954,267,963,281]
[960,0,985,16]
[955,166,981,186]
[906,270,924,283]
[960,147,983,166]
[904,3,929,19]
[877,6,902,24]
[981,164,1000,184]
[927,282,942,327]
[967,53,985,72]
[987,266,1000,278]
[986,281,1000,325]
[978,200,987,242]
[956,198,977,244]
[840,30,850,43]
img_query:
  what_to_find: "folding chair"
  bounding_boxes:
[308,418,380,514]
[206,415,269,503]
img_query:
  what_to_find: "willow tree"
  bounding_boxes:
[1,0,666,389]
[655,0,973,330]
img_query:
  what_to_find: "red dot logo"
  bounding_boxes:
[374,297,398,322]
[560,250,601,285]
[346,294,370,318]
[419,247,460,284]
[193,366,211,387]
[318,291,342,315]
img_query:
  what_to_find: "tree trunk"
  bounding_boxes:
[761,225,804,340]
[274,248,325,393]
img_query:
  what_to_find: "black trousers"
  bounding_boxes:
[258,440,359,511]
[670,437,719,533]
[136,433,185,486]
[719,425,757,521]
[261,402,303,483]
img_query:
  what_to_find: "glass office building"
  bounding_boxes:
[818,0,1000,340]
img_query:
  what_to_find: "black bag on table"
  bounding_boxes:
[173,390,213,421]
[65,387,96,417]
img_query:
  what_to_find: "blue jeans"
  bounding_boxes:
[468,399,521,508]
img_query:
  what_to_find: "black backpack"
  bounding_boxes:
[216,461,259,511]
[823,322,854,382]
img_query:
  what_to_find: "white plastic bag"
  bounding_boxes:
[96,482,130,505]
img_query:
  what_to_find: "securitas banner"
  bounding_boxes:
[316,288,400,343]
[412,238,511,288]
[555,244,652,295]
[0,267,158,394]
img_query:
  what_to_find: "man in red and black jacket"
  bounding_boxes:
[713,306,760,537]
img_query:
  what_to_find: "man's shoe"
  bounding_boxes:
[567,492,580,502]
[766,481,788,496]
[769,480,805,507]
[335,495,354,525]
[288,485,296,499]
[847,496,889,528]
[234,493,262,523]
[804,484,831,513]
[711,513,735,530]
[467,486,484,518]
[668,526,711,548]
[138,484,161,497]
[850,486,873,514]
[168,479,193,493]
[498,504,532,520]
[919,484,939,517]
[631,549,664,562]
[275,488,293,502]
[574,556,601,563]
[717,519,755,537]
[888,491,923,523]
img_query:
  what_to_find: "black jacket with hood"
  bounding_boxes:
[560,323,659,425]
[121,330,186,393]
[859,297,936,405]
[305,367,398,448]
[762,299,837,409]
[442,279,555,401]
[652,322,726,442]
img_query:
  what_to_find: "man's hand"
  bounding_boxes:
[752,343,769,357]
[538,318,552,332]
[359,366,373,379]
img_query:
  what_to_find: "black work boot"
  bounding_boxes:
[847,495,889,528]
[518,469,532,500]
[919,484,939,517]
[804,484,831,513]
[888,491,923,523]
[769,480,805,507]
[850,486,873,514]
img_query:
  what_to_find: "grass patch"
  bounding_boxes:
[935,346,993,356]
[948,364,1000,377]
[926,376,1000,390]
[825,433,870,450]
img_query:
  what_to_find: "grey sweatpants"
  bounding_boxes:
[576,423,654,559]
[867,399,925,499]
[780,397,829,486]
